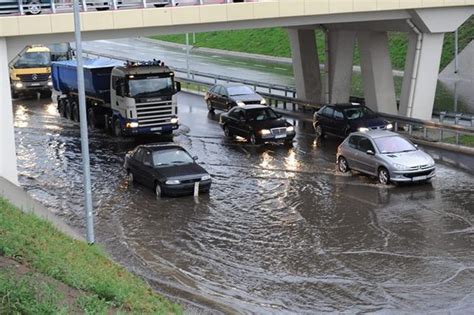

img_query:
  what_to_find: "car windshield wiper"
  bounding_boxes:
[400,149,416,153]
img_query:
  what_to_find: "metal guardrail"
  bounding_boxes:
[0,0,255,16]
[82,49,474,147]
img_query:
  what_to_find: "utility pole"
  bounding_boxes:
[73,0,95,244]
[454,28,459,74]
[186,33,190,78]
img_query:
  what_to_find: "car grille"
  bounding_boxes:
[180,178,201,184]
[243,100,261,105]
[18,74,49,82]
[271,127,287,137]
[402,170,434,178]
[135,100,174,128]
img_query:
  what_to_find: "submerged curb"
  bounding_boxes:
[0,177,83,241]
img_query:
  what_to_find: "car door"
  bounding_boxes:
[214,86,226,110]
[140,150,155,188]
[227,108,244,136]
[333,108,347,137]
[356,137,377,175]
[129,148,145,184]
[320,106,334,135]
[220,87,231,111]
[344,135,363,171]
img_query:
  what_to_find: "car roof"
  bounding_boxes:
[350,130,400,139]
[324,103,365,109]
[237,105,269,110]
[136,143,186,152]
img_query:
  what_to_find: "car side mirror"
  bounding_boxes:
[366,150,375,156]
[175,82,181,92]
[193,156,198,161]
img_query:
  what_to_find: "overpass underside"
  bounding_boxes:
[0,2,473,185]
[288,7,472,120]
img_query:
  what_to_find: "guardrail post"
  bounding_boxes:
[113,0,118,10]
[471,117,474,127]
[394,121,398,132]
[142,0,147,8]
[439,111,445,141]
[455,113,461,125]
[408,124,413,135]
[17,0,24,15]
[423,126,427,138]
[455,132,460,145]
[51,0,56,13]
[81,0,87,11]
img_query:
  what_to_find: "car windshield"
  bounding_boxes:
[14,52,50,68]
[227,85,254,96]
[374,136,417,154]
[152,149,194,167]
[246,108,279,121]
[129,77,173,97]
[343,107,375,120]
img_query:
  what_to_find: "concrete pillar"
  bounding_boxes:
[287,28,322,103]
[358,31,397,115]
[0,37,19,185]
[401,33,445,120]
[327,30,356,104]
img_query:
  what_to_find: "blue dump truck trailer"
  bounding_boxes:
[51,58,180,136]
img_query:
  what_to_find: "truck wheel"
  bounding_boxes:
[65,102,73,120]
[87,108,97,129]
[113,120,123,137]
[72,102,80,122]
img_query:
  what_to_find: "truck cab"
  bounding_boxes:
[110,62,180,136]
[9,45,52,98]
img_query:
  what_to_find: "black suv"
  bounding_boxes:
[313,104,392,138]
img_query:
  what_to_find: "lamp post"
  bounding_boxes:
[73,0,95,244]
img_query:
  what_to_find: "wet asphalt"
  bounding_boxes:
[12,91,474,314]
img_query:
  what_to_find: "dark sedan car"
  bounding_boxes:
[204,84,266,112]
[219,105,295,145]
[313,104,393,138]
[124,144,211,197]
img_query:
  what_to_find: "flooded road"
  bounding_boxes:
[13,93,474,313]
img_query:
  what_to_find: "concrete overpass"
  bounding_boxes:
[1,0,473,185]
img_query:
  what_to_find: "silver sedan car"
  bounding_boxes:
[336,130,435,185]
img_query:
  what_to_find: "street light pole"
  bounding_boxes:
[73,0,95,244]
[186,33,190,79]
[454,28,459,74]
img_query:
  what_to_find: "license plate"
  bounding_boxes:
[274,134,286,139]
[413,175,427,181]
[30,83,41,86]
[151,127,162,131]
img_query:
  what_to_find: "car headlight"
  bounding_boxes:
[386,123,393,130]
[171,117,179,124]
[201,174,211,181]
[260,98,267,105]
[47,81,53,87]
[358,127,369,132]
[286,126,294,132]
[15,82,23,89]
[125,122,139,128]
[237,101,246,107]
[261,129,271,135]
[393,163,409,170]
[165,179,180,185]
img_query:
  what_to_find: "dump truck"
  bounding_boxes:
[51,58,180,136]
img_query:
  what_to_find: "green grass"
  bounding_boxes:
[152,16,473,70]
[444,134,474,147]
[0,197,182,314]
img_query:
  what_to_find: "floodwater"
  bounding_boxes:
[13,92,474,313]
[82,38,474,115]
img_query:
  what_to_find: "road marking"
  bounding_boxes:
[254,64,268,68]
[274,67,287,71]
[233,61,247,65]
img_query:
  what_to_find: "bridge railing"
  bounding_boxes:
[0,0,257,16]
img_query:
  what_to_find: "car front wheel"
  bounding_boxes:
[314,124,324,137]
[338,156,350,173]
[154,182,163,197]
[249,133,258,145]
[207,100,214,113]
[378,167,390,185]
[223,125,233,138]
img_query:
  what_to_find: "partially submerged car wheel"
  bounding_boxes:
[314,124,324,138]
[223,125,233,138]
[154,183,163,198]
[249,133,258,145]
[338,156,350,173]
[127,170,134,184]
[207,100,214,113]
[378,167,390,185]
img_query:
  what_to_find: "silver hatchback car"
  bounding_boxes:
[336,130,435,185]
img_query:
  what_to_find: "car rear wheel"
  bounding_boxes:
[154,182,163,198]
[338,156,350,173]
[223,125,233,138]
[127,170,134,184]
[378,167,390,185]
